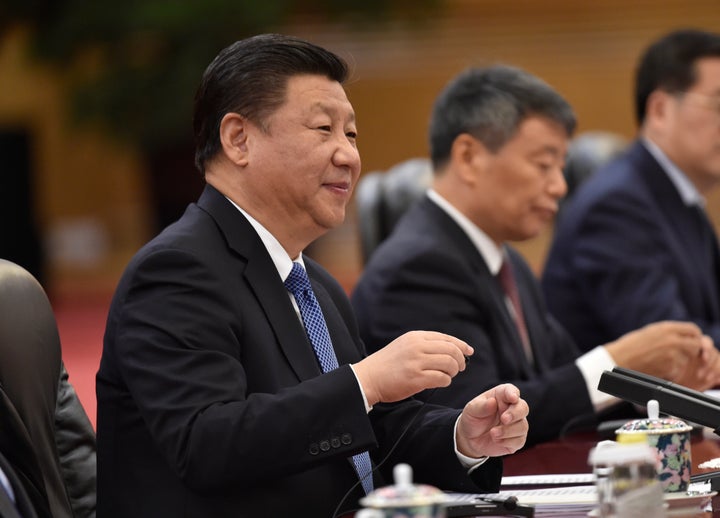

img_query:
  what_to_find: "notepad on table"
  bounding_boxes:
[501,473,596,487]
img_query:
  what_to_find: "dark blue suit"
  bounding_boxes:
[96,185,501,518]
[542,140,720,351]
[351,197,596,447]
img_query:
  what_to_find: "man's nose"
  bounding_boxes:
[334,137,361,174]
[549,165,568,199]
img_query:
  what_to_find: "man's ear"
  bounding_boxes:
[450,133,489,185]
[219,113,249,166]
[645,90,671,127]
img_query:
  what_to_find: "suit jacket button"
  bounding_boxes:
[319,440,331,452]
[309,443,319,455]
[341,433,352,445]
[331,436,341,448]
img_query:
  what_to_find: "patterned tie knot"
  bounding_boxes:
[284,262,312,297]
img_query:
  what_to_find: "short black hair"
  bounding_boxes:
[635,28,720,125]
[429,65,576,171]
[193,34,348,174]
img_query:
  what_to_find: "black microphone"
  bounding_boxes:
[479,494,519,509]
[444,495,534,517]
[598,367,720,436]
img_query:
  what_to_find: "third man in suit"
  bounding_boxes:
[542,29,720,350]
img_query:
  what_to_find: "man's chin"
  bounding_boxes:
[314,211,347,234]
[508,227,545,243]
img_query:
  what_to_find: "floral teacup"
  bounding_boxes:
[616,410,693,493]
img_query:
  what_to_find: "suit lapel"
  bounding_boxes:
[691,207,720,317]
[196,185,322,382]
[421,200,533,377]
[244,260,323,381]
[633,143,720,317]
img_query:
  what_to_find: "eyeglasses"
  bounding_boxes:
[678,91,720,116]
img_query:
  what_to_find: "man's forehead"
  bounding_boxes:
[285,75,354,112]
[692,57,720,91]
[308,99,356,119]
[513,116,570,145]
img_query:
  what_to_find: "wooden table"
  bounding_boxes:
[502,429,720,517]
[343,430,720,517]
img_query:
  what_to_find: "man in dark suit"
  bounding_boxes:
[351,65,720,447]
[96,34,529,518]
[542,29,720,351]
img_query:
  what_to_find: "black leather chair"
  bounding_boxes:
[561,130,628,207]
[354,158,433,264]
[354,133,628,264]
[0,259,96,518]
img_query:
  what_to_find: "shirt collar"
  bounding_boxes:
[224,196,303,281]
[426,189,504,274]
[642,137,705,207]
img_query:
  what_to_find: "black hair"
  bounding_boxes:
[193,34,348,174]
[635,29,720,125]
[429,65,576,170]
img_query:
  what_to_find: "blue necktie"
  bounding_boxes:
[284,262,374,495]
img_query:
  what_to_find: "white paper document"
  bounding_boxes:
[501,473,596,487]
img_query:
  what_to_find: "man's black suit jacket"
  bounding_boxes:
[543,140,720,349]
[96,185,501,518]
[352,197,596,446]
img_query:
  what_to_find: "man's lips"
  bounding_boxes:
[324,180,351,192]
[535,205,558,218]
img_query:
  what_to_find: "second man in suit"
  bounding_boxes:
[352,65,720,446]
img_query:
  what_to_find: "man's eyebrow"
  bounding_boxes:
[310,101,356,122]
[529,145,563,157]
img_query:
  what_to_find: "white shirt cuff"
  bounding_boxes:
[349,364,372,413]
[453,415,488,473]
[575,346,619,412]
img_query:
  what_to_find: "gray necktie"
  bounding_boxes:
[284,262,374,495]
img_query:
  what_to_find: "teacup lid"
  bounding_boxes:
[359,463,448,508]
[615,399,693,435]
[588,439,657,466]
